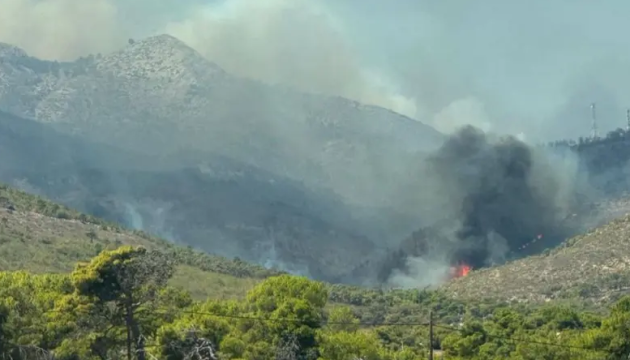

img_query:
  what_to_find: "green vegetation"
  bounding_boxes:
[0,247,630,359]
[5,183,630,358]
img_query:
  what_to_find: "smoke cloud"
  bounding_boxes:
[378,125,590,287]
[164,0,418,118]
[427,127,572,265]
[0,0,124,60]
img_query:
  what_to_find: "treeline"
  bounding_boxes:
[544,127,630,150]
[2,246,630,359]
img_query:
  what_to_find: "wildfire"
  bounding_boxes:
[450,263,472,278]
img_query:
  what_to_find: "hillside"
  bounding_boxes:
[0,110,397,281]
[0,183,280,299]
[443,196,630,307]
[0,182,472,325]
[1,182,429,307]
[7,177,630,311]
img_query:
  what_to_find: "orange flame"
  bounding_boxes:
[450,263,472,278]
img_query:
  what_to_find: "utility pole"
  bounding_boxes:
[429,310,434,360]
[590,102,599,139]
[626,109,630,132]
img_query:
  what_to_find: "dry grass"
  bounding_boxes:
[0,208,150,271]
[170,265,261,300]
[0,207,265,300]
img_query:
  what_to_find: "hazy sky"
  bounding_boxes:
[1,0,630,141]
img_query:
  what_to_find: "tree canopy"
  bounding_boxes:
[0,247,630,359]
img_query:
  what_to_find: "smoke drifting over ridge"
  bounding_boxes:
[6,0,630,139]
[0,0,417,119]
[379,125,587,287]
[164,0,418,119]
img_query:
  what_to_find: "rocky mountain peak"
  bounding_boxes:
[95,34,225,82]
[0,43,28,60]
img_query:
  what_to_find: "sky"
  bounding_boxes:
[1,0,630,141]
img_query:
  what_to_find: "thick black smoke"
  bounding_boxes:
[429,126,574,265]
[372,125,585,284]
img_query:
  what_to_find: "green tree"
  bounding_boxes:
[245,275,328,359]
[71,246,175,360]
[317,330,387,360]
[327,307,360,333]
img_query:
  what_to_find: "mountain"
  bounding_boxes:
[0,109,151,172]
[0,35,447,281]
[0,35,443,210]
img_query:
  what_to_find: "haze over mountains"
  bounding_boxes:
[4,0,630,290]
[0,35,446,281]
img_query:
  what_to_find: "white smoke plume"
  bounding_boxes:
[164,0,419,118]
[0,0,124,60]
[431,97,493,134]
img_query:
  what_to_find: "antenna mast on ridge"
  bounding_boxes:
[626,109,630,132]
[590,102,599,139]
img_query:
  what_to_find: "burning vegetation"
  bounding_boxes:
[450,263,472,279]
[368,125,586,287]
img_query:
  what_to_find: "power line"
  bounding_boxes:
[44,306,433,326]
